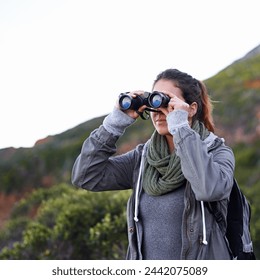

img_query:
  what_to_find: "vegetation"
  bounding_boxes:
[232,140,260,257]
[0,184,130,259]
[205,53,260,141]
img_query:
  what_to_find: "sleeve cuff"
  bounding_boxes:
[103,107,136,136]
[166,109,189,135]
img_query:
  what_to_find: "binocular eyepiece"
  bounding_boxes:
[119,91,170,111]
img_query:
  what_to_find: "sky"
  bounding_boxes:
[0,0,259,149]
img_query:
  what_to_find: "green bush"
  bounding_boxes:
[0,184,130,260]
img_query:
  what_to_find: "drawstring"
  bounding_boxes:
[134,147,146,222]
[134,141,210,246]
[200,201,208,245]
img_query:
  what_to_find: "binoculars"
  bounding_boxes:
[119,91,170,111]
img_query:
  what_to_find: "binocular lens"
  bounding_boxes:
[150,94,163,108]
[120,96,132,110]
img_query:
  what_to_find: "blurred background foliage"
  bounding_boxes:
[0,184,130,259]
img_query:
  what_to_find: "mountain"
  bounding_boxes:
[1,45,259,189]
[204,44,260,144]
[0,45,259,258]
[0,44,259,194]
[236,44,260,62]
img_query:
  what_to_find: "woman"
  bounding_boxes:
[71,68,235,260]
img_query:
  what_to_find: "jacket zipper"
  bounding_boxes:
[183,184,192,259]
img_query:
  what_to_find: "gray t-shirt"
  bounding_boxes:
[139,185,185,259]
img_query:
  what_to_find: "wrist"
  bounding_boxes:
[103,107,135,136]
[167,109,189,135]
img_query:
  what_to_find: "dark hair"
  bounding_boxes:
[153,68,215,132]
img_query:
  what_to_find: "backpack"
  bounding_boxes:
[208,178,256,260]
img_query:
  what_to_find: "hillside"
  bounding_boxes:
[0,45,259,259]
[205,47,260,144]
[1,46,259,194]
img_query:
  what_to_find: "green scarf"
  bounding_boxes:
[142,120,210,196]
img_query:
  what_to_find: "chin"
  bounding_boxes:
[155,126,170,136]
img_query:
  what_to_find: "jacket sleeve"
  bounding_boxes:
[167,110,235,202]
[71,108,139,191]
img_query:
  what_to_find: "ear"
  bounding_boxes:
[188,102,198,118]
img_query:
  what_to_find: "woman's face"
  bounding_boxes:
[151,79,185,136]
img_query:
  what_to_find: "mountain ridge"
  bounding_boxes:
[236,43,260,62]
[1,44,259,153]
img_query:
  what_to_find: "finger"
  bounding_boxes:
[137,104,148,112]
[129,90,145,97]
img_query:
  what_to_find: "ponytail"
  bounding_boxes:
[197,80,215,132]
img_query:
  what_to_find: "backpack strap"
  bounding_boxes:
[207,178,256,260]
[206,200,226,232]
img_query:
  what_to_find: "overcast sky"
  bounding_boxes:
[0,0,259,149]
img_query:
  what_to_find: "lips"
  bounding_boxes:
[155,119,166,124]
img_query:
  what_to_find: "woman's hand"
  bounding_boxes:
[153,91,197,127]
[167,94,190,113]
[115,91,147,119]
[155,91,190,116]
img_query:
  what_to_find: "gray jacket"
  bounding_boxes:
[71,109,235,260]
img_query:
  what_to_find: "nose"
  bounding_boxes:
[153,108,163,114]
